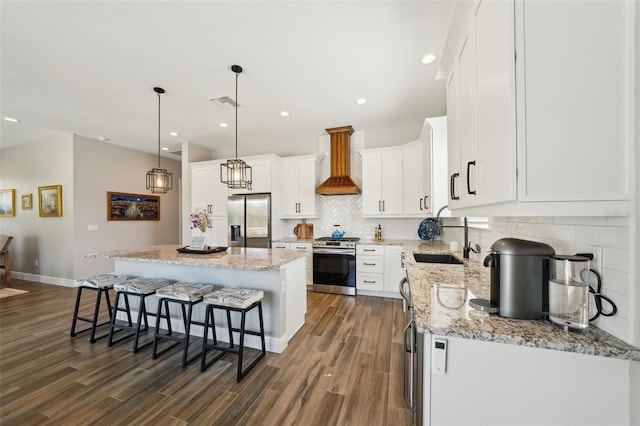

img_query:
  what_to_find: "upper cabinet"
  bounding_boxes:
[190,160,230,247]
[403,140,432,216]
[440,0,632,216]
[191,160,229,217]
[281,155,321,219]
[361,149,403,217]
[228,157,273,195]
[360,137,433,218]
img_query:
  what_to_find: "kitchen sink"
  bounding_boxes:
[413,253,464,265]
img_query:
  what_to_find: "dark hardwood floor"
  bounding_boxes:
[0,279,411,425]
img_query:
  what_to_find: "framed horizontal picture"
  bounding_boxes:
[107,191,160,221]
[39,185,63,217]
[22,193,33,210]
[0,189,15,217]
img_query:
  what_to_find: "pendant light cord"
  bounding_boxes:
[235,69,239,160]
[157,90,161,167]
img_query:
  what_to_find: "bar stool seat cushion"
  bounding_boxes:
[117,277,173,294]
[77,273,129,288]
[203,287,264,309]
[156,282,214,301]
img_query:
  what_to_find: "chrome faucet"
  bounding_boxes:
[435,205,479,259]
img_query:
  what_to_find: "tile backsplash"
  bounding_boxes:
[440,216,632,343]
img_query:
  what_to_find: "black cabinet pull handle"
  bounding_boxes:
[363,249,375,252]
[364,280,377,284]
[467,161,477,195]
[419,197,423,211]
[450,173,460,200]
[364,262,376,266]
[382,200,385,212]
[423,195,429,210]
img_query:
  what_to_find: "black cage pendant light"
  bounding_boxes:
[146,87,173,193]
[221,65,252,190]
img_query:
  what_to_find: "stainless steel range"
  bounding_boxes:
[312,237,360,295]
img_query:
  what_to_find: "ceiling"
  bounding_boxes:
[0,1,454,160]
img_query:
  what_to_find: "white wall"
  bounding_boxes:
[0,135,75,282]
[0,134,181,283]
[73,135,181,279]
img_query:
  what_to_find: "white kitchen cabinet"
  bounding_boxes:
[440,0,631,216]
[383,245,404,296]
[422,334,630,426]
[281,155,320,218]
[361,149,403,217]
[290,242,313,288]
[228,159,271,195]
[446,70,462,209]
[191,161,230,247]
[356,245,403,298]
[402,140,432,216]
[356,245,384,293]
[273,241,313,287]
[191,160,229,217]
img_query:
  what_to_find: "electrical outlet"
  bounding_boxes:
[34,259,38,267]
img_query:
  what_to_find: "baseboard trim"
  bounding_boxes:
[11,272,76,287]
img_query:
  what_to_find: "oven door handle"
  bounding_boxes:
[403,318,417,412]
[312,248,356,255]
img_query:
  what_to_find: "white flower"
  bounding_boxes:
[190,209,211,233]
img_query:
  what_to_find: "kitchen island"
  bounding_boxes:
[404,241,640,426]
[87,245,308,353]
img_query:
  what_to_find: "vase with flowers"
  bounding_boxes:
[189,208,212,249]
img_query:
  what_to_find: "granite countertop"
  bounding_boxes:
[86,244,307,271]
[403,240,640,362]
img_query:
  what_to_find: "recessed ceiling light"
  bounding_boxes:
[97,136,110,141]
[279,111,290,117]
[168,131,179,137]
[3,116,20,123]
[162,147,170,151]
[219,122,228,128]
[421,54,437,65]
[355,98,367,105]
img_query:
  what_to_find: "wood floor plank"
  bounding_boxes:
[0,279,411,425]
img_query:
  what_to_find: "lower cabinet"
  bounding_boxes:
[273,242,313,287]
[422,334,631,426]
[356,245,404,297]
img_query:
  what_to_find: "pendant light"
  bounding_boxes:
[221,65,252,189]
[146,87,173,193]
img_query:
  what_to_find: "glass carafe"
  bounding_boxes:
[549,255,590,331]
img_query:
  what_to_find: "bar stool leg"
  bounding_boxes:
[70,287,84,338]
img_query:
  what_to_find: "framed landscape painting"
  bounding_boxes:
[0,189,15,217]
[107,191,160,220]
[38,185,62,217]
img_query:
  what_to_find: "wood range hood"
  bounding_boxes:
[315,125,362,196]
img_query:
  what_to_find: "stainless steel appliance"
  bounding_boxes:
[227,193,271,248]
[312,237,359,295]
[479,238,555,319]
[400,277,423,426]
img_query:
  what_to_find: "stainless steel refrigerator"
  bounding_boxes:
[227,193,271,248]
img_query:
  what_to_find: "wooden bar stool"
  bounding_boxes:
[70,274,129,343]
[107,277,173,353]
[151,282,213,367]
[201,288,266,382]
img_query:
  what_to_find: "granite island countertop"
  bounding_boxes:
[86,244,307,271]
[401,240,640,362]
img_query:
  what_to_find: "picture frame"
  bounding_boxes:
[0,189,16,217]
[107,191,160,221]
[38,185,63,217]
[22,193,33,210]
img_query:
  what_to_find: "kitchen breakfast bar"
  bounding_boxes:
[86,245,308,353]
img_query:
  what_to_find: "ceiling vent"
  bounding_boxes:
[316,125,361,196]
[209,96,238,110]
